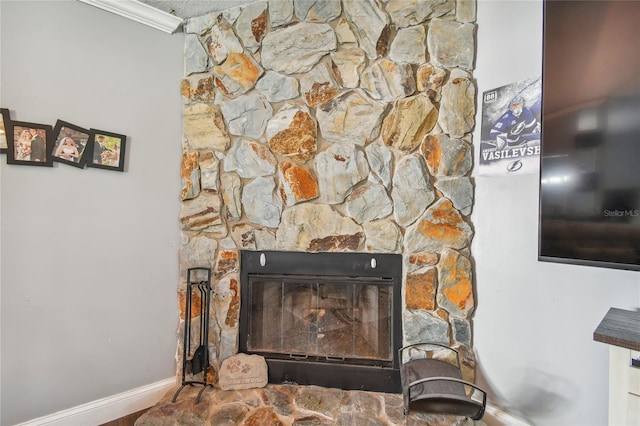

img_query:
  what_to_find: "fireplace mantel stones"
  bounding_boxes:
[137,384,485,425]
[178,0,478,389]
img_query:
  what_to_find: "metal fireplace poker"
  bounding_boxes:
[172,267,213,403]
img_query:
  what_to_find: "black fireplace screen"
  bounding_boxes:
[246,274,393,366]
[239,250,403,393]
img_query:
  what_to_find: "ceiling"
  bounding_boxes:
[137,0,257,19]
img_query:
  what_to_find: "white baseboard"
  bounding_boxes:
[16,377,176,426]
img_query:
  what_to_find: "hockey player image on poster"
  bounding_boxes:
[480,77,541,176]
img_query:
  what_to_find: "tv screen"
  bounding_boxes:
[539,0,640,271]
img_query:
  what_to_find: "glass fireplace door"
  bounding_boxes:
[246,275,393,366]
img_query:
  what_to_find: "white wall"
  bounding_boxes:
[0,1,183,424]
[472,1,640,425]
[3,1,639,425]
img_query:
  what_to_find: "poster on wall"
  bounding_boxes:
[480,77,542,176]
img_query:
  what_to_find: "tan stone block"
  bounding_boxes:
[405,268,437,310]
[279,161,319,206]
[243,407,284,426]
[215,249,238,278]
[181,75,215,102]
[225,278,240,327]
[268,111,317,163]
[308,233,365,252]
[183,103,230,152]
[438,249,474,317]
[408,253,439,267]
[213,52,263,95]
[181,151,200,201]
[415,199,471,249]
[381,95,438,152]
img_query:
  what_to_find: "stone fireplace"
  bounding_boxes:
[177,0,478,393]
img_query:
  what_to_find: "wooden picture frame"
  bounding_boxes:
[86,129,126,172]
[50,120,91,168]
[7,121,53,167]
[0,108,11,154]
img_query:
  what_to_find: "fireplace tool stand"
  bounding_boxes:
[172,267,212,404]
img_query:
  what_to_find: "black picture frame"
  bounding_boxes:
[7,120,53,167]
[86,129,127,172]
[0,108,11,154]
[50,120,91,168]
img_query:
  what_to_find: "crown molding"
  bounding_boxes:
[78,0,183,34]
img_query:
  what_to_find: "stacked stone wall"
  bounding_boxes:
[179,0,477,384]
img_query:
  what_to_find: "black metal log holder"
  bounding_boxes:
[172,267,212,404]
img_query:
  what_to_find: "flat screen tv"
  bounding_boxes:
[539,0,640,271]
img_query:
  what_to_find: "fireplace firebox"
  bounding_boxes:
[239,250,403,393]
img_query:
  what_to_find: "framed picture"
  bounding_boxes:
[0,108,11,153]
[7,121,53,167]
[86,129,126,172]
[50,120,91,168]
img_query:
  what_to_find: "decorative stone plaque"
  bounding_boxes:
[218,353,268,391]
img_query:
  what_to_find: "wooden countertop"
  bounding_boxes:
[593,308,640,351]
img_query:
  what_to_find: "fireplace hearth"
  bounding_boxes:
[239,250,403,393]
